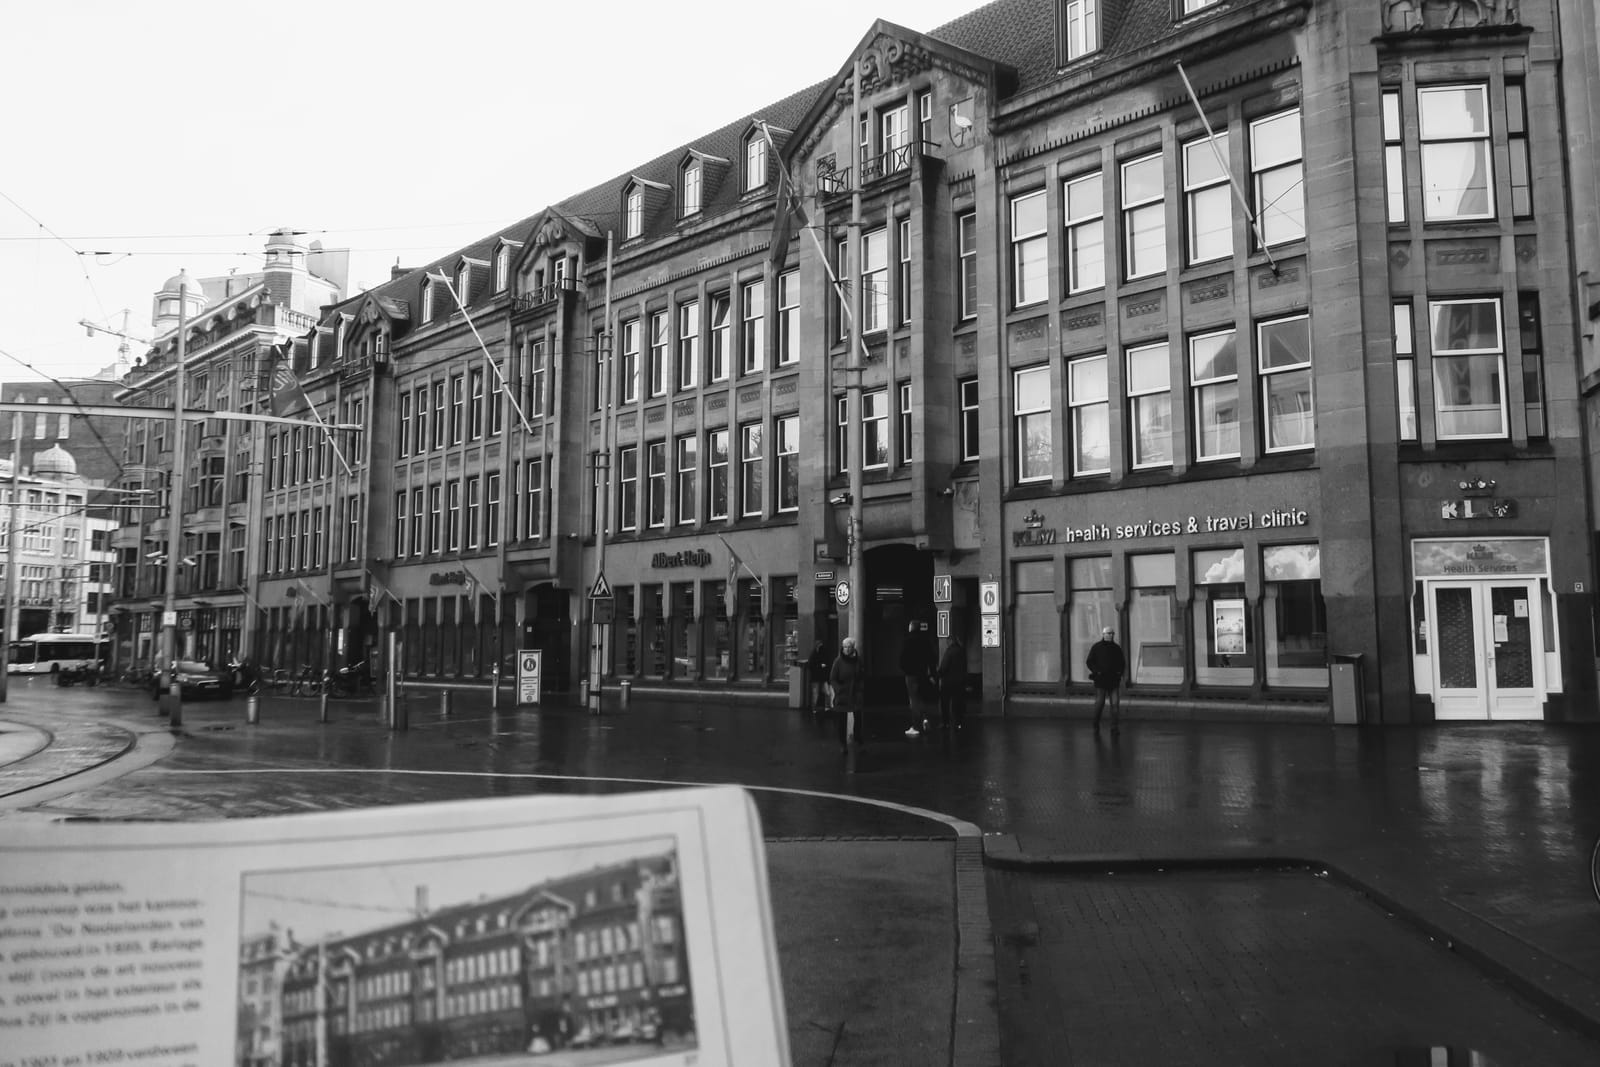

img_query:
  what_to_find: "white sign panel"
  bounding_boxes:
[835,580,852,606]
[517,649,543,705]
[979,581,1000,615]
[980,615,1000,648]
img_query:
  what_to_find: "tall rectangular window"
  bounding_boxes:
[959,378,980,462]
[709,295,731,382]
[834,236,850,341]
[1013,366,1052,483]
[863,228,889,332]
[863,388,890,470]
[1184,132,1231,263]
[708,429,730,521]
[1519,292,1546,438]
[1064,171,1105,293]
[618,446,639,531]
[881,104,910,170]
[676,300,700,391]
[528,339,546,417]
[777,415,799,512]
[468,368,485,440]
[525,458,543,540]
[464,476,481,550]
[918,90,933,144]
[1014,560,1060,683]
[1259,314,1314,451]
[398,392,413,458]
[626,188,643,238]
[646,441,667,529]
[745,135,767,192]
[1127,342,1172,469]
[448,376,463,445]
[410,487,424,558]
[1395,302,1417,441]
[485,472,500,547]
[1068,354,1109,476]
[648,311,669,397]
[1068,556,1115,684]
[446,480,461,553]
[592,343,605,413]
[1430,298,1505,439]
[1011,191,1048,307]
[432,381,447,449]
[740,423,763,517]
[1506,82,1531,218]
[1190,329,1239,461]
[682,161,702,216]
[1383,91,1406,223]
[740,280,765,374]
[896,219,912,326]
[619,319,639,404]
[835,396,849,474]
[1129,552,1180,686]
[958,212,978,319]
[1419,85,1492,221]
[898,382,913,465]
[777,271,799,366]
[1063,0,1097,60]
[675,435,697,525]
[427,484,442,554]
[1250,109,1305,245]
[393,491,407,558]
[1121,155,1165,279]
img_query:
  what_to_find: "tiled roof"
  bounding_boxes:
[928,0,1060,92]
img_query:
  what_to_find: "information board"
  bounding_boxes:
[517,649,543,705]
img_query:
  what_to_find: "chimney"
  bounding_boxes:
[391,259,412,281]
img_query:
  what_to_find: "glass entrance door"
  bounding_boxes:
[1429,580,1544,720]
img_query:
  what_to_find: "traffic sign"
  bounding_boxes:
[517,650,543,705]
[979,581,1000,614]
[593,597,615,625]
[589,574,612,599]
[933,575,952,604]
[936,609,950,638]
[835,580,851,606]
[981,615,1000,648]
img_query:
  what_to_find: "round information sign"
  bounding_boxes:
[835,580,852,606]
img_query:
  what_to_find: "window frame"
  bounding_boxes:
[648,310,669,398]
[625,187,643,239]
[646,440,667,530]
[1250,108,1306,246]
[1068,353,1110,476]
[618,445,639,532]
[739,422,763,518]
[862,227,889,332]
[676,300,700,392]
[1427,298,1506,441]
[862,388,890,471]
[744,134,768,192]
[776,415,799,513]
[1012,365,1053,484]
[957,212,979,319]
[1063,171,1105,294]
[740,279,765,375]
[1010,190,1048,308]
[1258,313,1315,452]
[1126,342,1173,470]
[1184,131,1232,264]
[618,319,639,404]
[1383,91,1406,224]
[681,160,702,217]
[1417,85,1494,222]
[1189,328,1240,462]
[958,377,981,462]
[897,381,913,465]
[708,428,730,521]
[675,434,698,526]
[1063,0,1098,62]
[777,271,799,367]
[709,294,731,382]
[1121,154,1166,280]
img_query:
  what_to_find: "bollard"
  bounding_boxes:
[579,679,589,706]
[319,686,329,724]
[168,684,183,729]
[246,693,259,725]
[490,664,500,710]
[619,680,631,709]
[440,690,453,717]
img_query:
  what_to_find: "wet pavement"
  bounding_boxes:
[2,677,1599,1064]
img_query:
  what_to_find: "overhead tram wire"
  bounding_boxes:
[0,188,112,326]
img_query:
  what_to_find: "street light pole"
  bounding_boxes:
[0,410,21,700]
[160,273,191,727]
[845,61,866,649]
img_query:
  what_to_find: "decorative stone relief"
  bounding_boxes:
[1382,0,1521,33]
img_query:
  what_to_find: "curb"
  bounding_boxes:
[981,835,1600,1045]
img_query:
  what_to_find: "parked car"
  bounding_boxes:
[567,1024,601,1050]
[148,660,233,700]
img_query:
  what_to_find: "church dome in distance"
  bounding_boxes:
[33,443,77,476]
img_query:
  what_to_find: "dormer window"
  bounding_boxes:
[745,135,768,192]
[682,161,702,217]
[1180,0,1221,14]
[422,281,435,323]
[495,246,509,291]
[626,187,643,238]
[455,264,470,306]
[1063,0,1098,61]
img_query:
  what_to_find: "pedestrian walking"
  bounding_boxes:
[1087,626,1126,734]
[899,621,936,737]
[937,633,968,731]
[829,636,864,750]
[806,639,832,713]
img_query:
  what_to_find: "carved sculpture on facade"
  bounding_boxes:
[1382,0,1519,33]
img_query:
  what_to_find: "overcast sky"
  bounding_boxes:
[0,0,980,385]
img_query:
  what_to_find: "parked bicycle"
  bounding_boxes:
[287,664,323,697]
[327,660,375,698]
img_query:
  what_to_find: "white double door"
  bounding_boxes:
[1428,579,1545,720]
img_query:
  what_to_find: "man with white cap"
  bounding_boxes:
[1086,625,1126,734]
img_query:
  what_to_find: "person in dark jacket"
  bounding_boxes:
[937,634,968,731]
[1086,626,1127,734]
[805,639,832,713]
[899,621,937,736]
[829,637,864,750]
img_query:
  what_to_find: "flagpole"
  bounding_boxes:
[589,231,614,715]
[160,274,191,727]
[846,61,866,656]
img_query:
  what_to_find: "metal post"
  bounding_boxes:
[387,630,404,731]
[440,690,452,717]
[162,274,191,729]
[246,692,259,725]
[589,232,615,715]
[846,63,867,652]
[0,409,21,700]
[490,660,499,709]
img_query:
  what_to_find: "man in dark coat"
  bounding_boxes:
[829,636,864,750]
[899,621,936,737]
[805,639,831,713]
[1086,626,1126,734]
[937,634,968,731]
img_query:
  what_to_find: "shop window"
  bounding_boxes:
[1263,544,1327,687]
[704,581,731,680]
[615,588,638,677]
[1013,559,1059,684]
[641,587,666,676]
[1129,553,1180,685]
[737,579,765,679]
[1193,547,1253,686]
[1068,556,1114,684]
[670,584,696,679]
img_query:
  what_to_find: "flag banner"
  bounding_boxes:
[268,343,299,417]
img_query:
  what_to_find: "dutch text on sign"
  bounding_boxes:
[518,650,543,706]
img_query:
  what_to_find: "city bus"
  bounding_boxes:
[7,634,109,674]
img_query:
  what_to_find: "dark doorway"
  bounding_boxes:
[522,584,571,693]
[862,544,935,705]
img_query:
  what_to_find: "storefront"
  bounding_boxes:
[1409,538,1557,720]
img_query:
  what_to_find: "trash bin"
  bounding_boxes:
[619,680,631,708]
[1330,652,1365,725]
